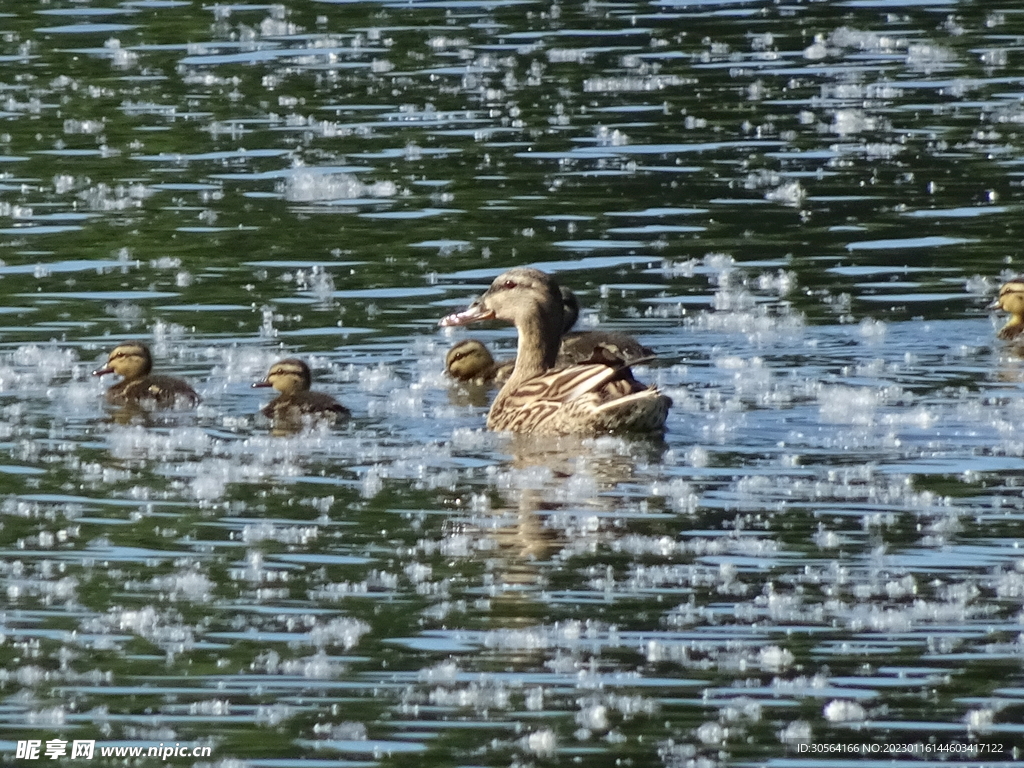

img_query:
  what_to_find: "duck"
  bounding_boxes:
[439,267,670,435]
[556,285,656,366]
[253,358,350,424]
[993,277,1024,340]
[444,286,655,384]
[93,342,199,408]
[444,339,514,385]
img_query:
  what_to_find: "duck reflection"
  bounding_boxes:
[445,375,497,410]
[467,434,666,604]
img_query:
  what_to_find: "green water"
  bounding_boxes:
[2,1,1024,765]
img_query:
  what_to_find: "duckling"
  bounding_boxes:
[253,358,350,424]
[557,285,655,366]
[440,267,670,436]
[93,342,199,408]
[993,277,1024,340]
[445,339,514,385]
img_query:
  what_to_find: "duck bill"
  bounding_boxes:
[252,380,272,389]
[989,299,1001,310]
[439,303,495,327]
[92,365,113,377]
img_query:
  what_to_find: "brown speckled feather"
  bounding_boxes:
[108,375,200,407]
[487,360,669,435]
[262,391,351,422]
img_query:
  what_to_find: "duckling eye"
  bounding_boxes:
[503,280,517,290]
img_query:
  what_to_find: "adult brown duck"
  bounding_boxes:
[253,358,350,424]
[444,285,654,384]
[440,268,670,435]
[93,342,199,408]
[993,277,1024,340]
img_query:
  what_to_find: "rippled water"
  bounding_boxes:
[3,1,1024,765]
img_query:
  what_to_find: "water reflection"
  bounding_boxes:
[483,488,561,591]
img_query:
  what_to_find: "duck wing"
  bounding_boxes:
[490,358,669,435]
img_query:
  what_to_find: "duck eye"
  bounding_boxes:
[503,280,517,290]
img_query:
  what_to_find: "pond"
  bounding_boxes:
[2,0,1024,765]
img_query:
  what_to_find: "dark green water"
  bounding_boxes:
[3,1,1024,766]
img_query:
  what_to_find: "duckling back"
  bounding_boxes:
[557,331,655,367]
[263,391,350,423]
[108,375,200,408]
[556,286,656,365]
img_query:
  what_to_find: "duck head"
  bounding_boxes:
[993,278,1024,316]
[445,339,496,381]
[93,342,153,381]
[440,268,565,331]
[254,358,313,395]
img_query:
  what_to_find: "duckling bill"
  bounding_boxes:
[253,358,350,425]
[993,278,1024,340]
[93,342,199,408]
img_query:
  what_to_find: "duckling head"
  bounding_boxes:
[253,358,312,395]
[995,279,1024,315]
[994,278,1024,339]
[93,342,153,381]
[445,339,495,381]
[440,268,565,332]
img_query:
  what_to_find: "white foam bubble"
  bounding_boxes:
[758,645,794,672]
[307,617,370,650]
[282,168,398,203]
[765,180,806,207]
[823,699,866,723]
[523,727,557,757]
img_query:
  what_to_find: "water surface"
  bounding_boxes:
[1,1,1024,765]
